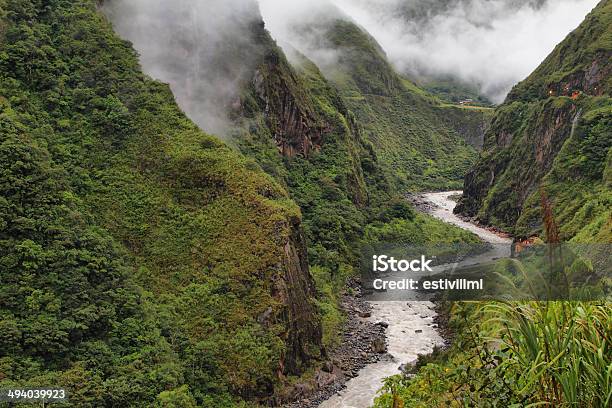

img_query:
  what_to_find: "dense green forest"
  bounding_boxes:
[0,0,479,406]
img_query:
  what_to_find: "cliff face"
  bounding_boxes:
[456,0,611,240]
[106,0,327,369]
[105,1,389,389]
[457,99,582,225]
[250,41,328,158]
[274,15,480,191]
[277,222,323,375]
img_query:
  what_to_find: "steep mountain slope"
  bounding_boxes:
[219,7,481,354]
[0,1,323,406]
[272,12,488,190]
[103,0,397,353]
[456,0,611,241]
[234,33,392,273]
[104,0,481,363]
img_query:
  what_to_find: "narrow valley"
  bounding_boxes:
[0,1,608,407]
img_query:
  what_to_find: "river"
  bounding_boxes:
[318,191,512,408]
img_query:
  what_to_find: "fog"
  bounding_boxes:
[103,0,264,136]
[259,0,599,103]
[103,0,600,137]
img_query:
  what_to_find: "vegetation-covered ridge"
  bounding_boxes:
[229,12,481,356]
[0,0,324,406]
[456,0,611,241]
[287,16,490,191]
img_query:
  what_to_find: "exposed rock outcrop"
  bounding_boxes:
[252,50,328,158]
[276,219,324,375]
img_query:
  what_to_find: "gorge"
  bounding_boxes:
[0,0,609,407]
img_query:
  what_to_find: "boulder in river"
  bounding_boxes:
[371,338,386,353]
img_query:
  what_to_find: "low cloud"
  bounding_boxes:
[258,0,346,70]
[260,0,599,103]
[103,0,264,137]
[102,0,600,134]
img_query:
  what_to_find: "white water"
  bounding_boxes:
[319,191,512,408]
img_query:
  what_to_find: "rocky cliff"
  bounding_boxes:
[244,26,329,160]
[272,13,482,191]
[232,20,391,273]
[456,0,611,240]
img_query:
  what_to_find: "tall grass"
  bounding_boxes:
[486,301,611,407]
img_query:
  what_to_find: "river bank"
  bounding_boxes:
[407,191,512,241]
[281,280,389,408]
[318,191,512,408]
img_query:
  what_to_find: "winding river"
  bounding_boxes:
[319,191,512,408]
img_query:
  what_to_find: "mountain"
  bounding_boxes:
[325,17,493,189]
[272,10,491,190]
[0,0,323,405]
[0,0,484,406]
[194,0,481,357]
[455,0,611,241]
[103,0,480,293]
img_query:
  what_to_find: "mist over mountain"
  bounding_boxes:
[260,0,599,103]
[102,0,599,136]
[103,0,265,136]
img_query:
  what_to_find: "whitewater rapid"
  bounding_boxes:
[318,191,512,408]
